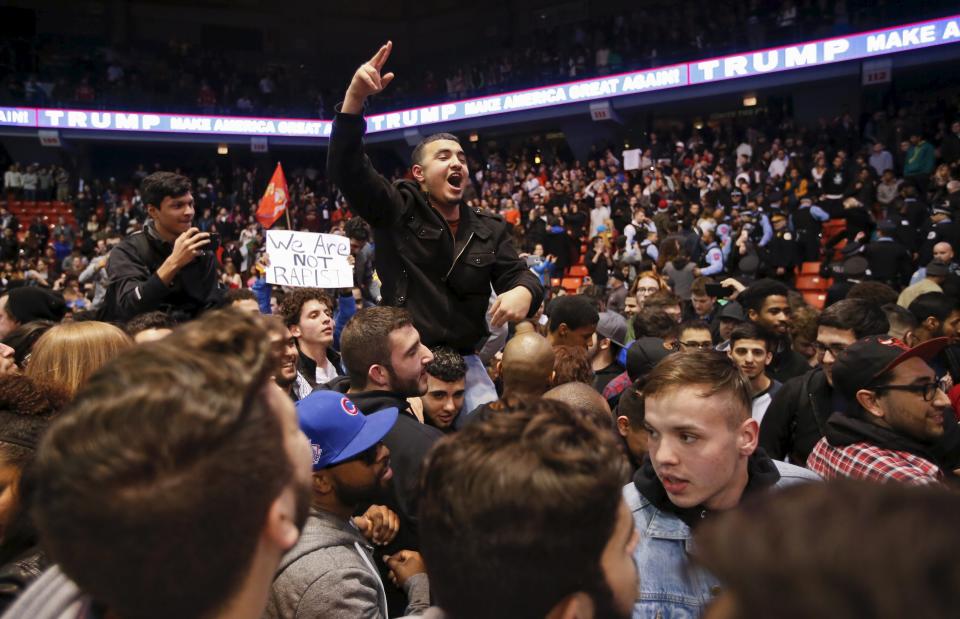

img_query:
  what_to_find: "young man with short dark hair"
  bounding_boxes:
[675,319,713,352]
[102,171,224,322]
[420,347,466,432]
[279,288,352,400]
[329,42,543,416]
[9,309,312,619]
[727,322,781,424]
[546,295,599,349]
[737,279,807,382]
[626,351,819,617]
[419,399,639,619]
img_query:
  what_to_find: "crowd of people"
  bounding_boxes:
[1,0,955,117]
[0,39,957,619]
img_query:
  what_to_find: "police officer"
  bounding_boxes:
[918,203,960,266]
[742,197,773,248]
[825,255,869,306]
[791,196,830,262]
[763,212,800,282]
[699,228,725,277]
[862,220,913,288]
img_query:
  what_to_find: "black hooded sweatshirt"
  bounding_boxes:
[633,449,782,529]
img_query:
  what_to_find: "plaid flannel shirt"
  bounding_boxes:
[807,438,944,486]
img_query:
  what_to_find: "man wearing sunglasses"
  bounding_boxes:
[267,391,430,619]
[807,336,954,485]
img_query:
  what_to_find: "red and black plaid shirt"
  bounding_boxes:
[807,438,944,486]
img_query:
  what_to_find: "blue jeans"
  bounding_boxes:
[462,353,498,416]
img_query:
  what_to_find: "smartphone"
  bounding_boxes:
[525,255,543,267]
[207,232,221,252]
[705,283,736,298]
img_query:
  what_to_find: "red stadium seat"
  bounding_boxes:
[799,262,821,275]
[795,275,830,291]
[567,265,588,278]
[561,277,582,292]
[803,292,827,309]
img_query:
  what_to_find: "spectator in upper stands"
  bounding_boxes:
[101,172,224,322]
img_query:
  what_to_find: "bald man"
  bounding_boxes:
[462,324,555,423]
[543,382,613,426]
[909,241,960,298]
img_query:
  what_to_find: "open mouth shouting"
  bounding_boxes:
[446,171,464,194]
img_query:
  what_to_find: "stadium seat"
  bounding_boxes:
[567,265,588,278]
[550,278,562,288]
[561,277,582,292]
[803,292,827,309]
[799,262,821,275]
[795,275,830,291]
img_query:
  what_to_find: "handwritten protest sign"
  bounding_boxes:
[265,230,353,288]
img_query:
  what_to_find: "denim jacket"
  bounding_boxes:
[624,459,820,618]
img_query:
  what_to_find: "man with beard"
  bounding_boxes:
[329,42,543,416]
[6,309,313,619]
[626,352,819,618]
[737,279,808,382]
[264,316,301,401]
[759,299,889,465]
[266,391,430,619]
[417,399,639,619]
[807,336,954,485]
[323,307,439,554]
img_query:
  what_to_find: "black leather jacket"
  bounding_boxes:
[328,111,543,352]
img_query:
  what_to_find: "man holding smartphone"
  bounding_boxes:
[102,171,225,322]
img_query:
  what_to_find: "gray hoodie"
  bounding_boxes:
[265,508,429,619]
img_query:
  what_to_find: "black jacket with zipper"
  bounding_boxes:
[327,111,543,352]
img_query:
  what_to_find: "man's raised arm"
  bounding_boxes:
[327,41,404,227]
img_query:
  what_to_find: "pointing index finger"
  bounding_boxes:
[369,40,393,70]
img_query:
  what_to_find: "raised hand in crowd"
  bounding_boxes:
[343,41,396,115]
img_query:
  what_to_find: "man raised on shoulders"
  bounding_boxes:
[327,41,544,414]
[103,171,224,321]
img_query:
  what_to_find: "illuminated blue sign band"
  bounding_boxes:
[0,15,957,138]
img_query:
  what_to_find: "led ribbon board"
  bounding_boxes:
[0,14,958,138]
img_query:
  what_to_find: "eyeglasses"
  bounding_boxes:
[341,441,383,465]
[678,341,714,351]
[813,342,847,358]
[636,287,660,295]
[870,378,949,402]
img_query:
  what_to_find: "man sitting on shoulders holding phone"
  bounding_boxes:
[102,171,225,322]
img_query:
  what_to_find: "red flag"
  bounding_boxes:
[256,163,289,229]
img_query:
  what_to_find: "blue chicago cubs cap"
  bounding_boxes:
[296,391,398,471]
